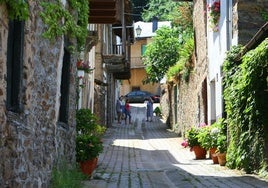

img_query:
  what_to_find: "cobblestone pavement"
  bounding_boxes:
[83,104,268,188]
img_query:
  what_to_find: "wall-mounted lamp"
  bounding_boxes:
[136,25,142,37]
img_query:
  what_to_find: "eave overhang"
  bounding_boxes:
[89,0,119,24]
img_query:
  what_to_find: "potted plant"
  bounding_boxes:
[211,118,227,166]
[77,59,94,73]
[197,126,212,150]
[208,126,221,164]
[76,134,103,176]
[76,134,104,162]
[76,109,106,176]
[185,125,207,159]
[207,0,221,32]
[216,133,227,166]
[153,106,162,116]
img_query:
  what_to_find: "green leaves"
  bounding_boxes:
[40,0,89,52]
[223,39,268,173]
[142,26,180,83]
[0,0,29,20]
[76,109,106,162]
[166,36,194,82]
[141,0,179,21]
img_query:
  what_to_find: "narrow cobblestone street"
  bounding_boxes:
[83,104,268,188]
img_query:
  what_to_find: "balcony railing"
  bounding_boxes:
[104,44,130,79]
[112,44,123,54]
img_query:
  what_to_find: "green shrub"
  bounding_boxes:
[153,106,162,116]
[197,126,212,150]
[76,134,103,162]
[76,109,106,162]
[186,127,200,147]
[76,109,106,136]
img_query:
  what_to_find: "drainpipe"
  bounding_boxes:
[226,0,231,51]
[122,0,126,56]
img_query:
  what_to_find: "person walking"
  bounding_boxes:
[146,98,154,122]
[116,96,123,124]
[124,99,131,124]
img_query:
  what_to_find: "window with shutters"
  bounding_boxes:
[141,44,147,56]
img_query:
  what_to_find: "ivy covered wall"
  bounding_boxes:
[223,39,268,173]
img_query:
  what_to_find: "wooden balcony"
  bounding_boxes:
[88,0,132,24]
[89,0,133,79]
[104,44,131,79]
[89,0,119,24]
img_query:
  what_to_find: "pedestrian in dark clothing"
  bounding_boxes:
[116,96,123,124]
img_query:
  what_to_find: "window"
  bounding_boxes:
[58,48,71,124]
[6,20,25,112]
[141,44,146,56]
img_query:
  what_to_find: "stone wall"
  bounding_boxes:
[0,2,77,187]
[233,0,268,45]
[171,0,208,136]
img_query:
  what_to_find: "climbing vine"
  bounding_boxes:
[166,36,194,83]
[223,40,268,173]
[0,0,29,20]
[0,0,89,52]
[40,0,89,52]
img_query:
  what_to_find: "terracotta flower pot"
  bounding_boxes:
[217,153,226,166]
[192,145,207,159]
[79,157,98,176]
[209,147,219,164]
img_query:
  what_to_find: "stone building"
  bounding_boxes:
[0,0,135,186]
[169,0,268,136]
[207,0,268,125]
[0,2,77,187]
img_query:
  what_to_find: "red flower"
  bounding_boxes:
[207,1,221,32]
[77,60,94,73]
[181,139,189,148]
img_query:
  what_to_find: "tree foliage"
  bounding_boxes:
[171,2,193,30]
[141,0,179,21]
[131,0,149,21]
[142,2,194,84]
[142,26,180,83]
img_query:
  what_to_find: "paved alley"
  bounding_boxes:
[83,104,268,188]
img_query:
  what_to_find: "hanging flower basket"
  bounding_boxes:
[77,59,94,73]
[207,1,221,32]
